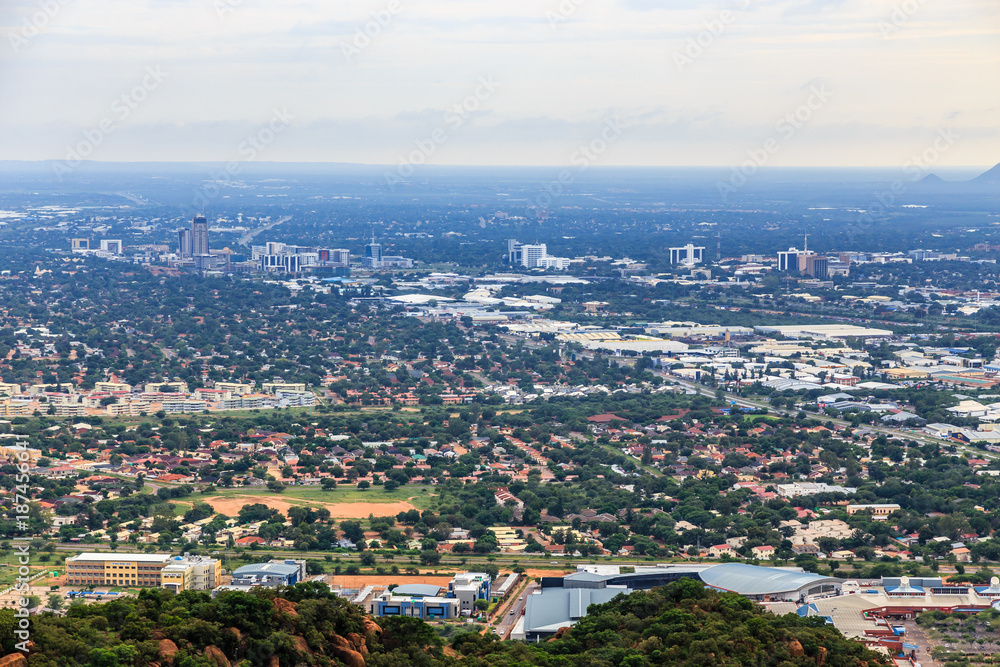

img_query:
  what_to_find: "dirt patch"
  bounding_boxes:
[201,495,418,519]
[326,574,456,589]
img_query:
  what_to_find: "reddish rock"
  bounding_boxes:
[272,598,299,616]
[329,634,366,667]
[817,646,828,666]
[203,646,230,667]
[267,657,279,667]
[293,635,312,657]
[347,632,369,656]
[787,640,804,657]
[158,639,179,660]
[361,618,382,639]
[0,655,27,667]
[548,626,572,642]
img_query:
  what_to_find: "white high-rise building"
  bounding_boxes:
[520,244,548,268]
[669,244,705,266]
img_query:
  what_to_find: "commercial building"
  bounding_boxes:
[192,215,210,257]
[515,563,843,641]
[363,241,383,269]
[366,572,492,620]
[778,247,809,272]
[160,555,223,592]
[369,584,460,620]
[66,553,221,591]
[229,561,303,588]
[507,239,571,270]
[669,244,705,266]
[100,240,123,255]
[449,572,492,615]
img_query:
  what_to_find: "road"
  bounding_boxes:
[237,215,292,246]
[495,581,538,639]
[663,372,998,461]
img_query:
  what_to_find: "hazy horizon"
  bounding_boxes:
[2,0,998,168]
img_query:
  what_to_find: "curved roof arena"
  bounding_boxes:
[699,563,840,596]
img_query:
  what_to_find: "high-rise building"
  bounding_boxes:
[777,247,808,272]
[520,244,548,268]
[507,239,523,264]
[669,244,706,266]
[363,241,383,269]
[803,255,829,279]
[192,215,210,257]
[328,248,351,265]
[178,229,193,258]
[100,239,123,255]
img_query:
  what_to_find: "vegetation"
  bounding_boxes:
[0,579,890,667]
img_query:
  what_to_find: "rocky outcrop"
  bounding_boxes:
[361,618,382,639]
[273,598,299,616]
[203,646,230,667]
[787,639,804,657]
[0,655,27,667]
[329,634,366,667]
[548,626,572,642]
[158,639,179,660]
[817,646,828,666]
[347,632,369,657]
[267,657,279,667]
[293,635,312,657]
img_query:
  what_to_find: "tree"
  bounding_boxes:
[360,552,377,567]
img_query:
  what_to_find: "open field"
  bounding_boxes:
[177,485,438,518]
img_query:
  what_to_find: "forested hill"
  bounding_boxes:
[0,580,890,667]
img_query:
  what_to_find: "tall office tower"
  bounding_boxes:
[178,229,193,258]
[519,244,547,268]
[777,247,807,272]
[803,255,829,279]
[507,239,523,264]
[192,215,210,256]
[668,244,706,266]
[363,240,383,269]
[329,249,351,265]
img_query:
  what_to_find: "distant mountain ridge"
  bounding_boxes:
[972,162,1000,185]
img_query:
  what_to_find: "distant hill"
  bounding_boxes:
[972,162,1000,185]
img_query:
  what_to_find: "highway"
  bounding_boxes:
[494,580,538,639]
[237,215,292,246]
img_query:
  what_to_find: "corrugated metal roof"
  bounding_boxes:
[699,563,840,596]
[392,584,442,597]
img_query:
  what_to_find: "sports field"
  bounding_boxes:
[173,485,438,519]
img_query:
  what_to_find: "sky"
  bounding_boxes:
[0,0,998,168]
